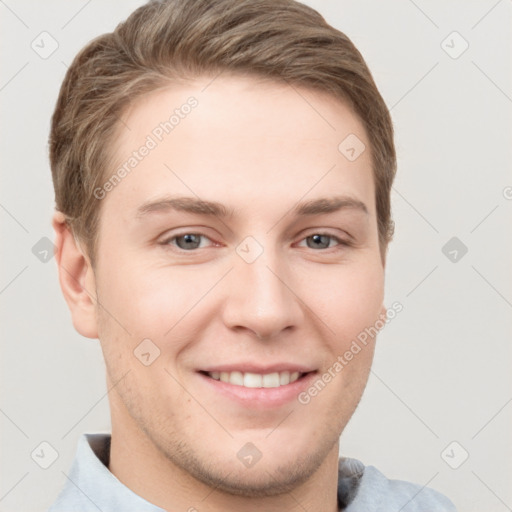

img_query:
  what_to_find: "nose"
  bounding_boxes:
[221,248,304,340]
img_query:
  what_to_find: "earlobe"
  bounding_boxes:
[52,211,99,339]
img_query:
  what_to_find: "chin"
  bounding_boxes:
[185,451,327,498]
[153,428,338,498]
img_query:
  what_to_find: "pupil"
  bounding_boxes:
[309,234,329,249]
[178,234,200,249]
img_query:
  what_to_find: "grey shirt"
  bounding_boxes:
[48,434,457,511]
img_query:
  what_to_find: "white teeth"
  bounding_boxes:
[262,372,280,388]
[207,370,303,388]
[243,372,262,388]
[230,371,244,386]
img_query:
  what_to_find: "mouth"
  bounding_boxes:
[197,366,317,408]
[200,370,306,388]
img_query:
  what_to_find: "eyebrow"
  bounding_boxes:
[137,196,233,218]
[293,196,368,216]
[136,195,368,219]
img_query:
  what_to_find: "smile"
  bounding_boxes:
[206,370,303,388]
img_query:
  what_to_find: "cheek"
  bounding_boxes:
[96,260,204,335]
[95,261,225,378]
[306,258,384,342]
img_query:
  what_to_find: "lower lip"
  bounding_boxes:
[197,371,318,408]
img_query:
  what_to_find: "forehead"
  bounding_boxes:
[102,74,374,220]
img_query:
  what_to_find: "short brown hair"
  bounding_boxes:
[50,0,396,264]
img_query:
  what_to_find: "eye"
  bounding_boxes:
[163,233,212,251]
[298,233,346,250]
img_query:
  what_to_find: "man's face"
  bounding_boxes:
[92,75,385,495]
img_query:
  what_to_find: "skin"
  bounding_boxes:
[53,74,387,512]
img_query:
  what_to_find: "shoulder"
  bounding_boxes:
[341,459,457,512]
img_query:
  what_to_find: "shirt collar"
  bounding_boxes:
[65,433,165,511]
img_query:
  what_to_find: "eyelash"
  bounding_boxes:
[160,232,351,252]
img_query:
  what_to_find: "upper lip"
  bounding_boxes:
[199,363,316,374]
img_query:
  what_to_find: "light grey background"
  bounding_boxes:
[1,1,511,511]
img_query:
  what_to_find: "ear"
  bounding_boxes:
[52,211,99,339]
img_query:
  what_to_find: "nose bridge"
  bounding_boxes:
[223,238,302,339]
